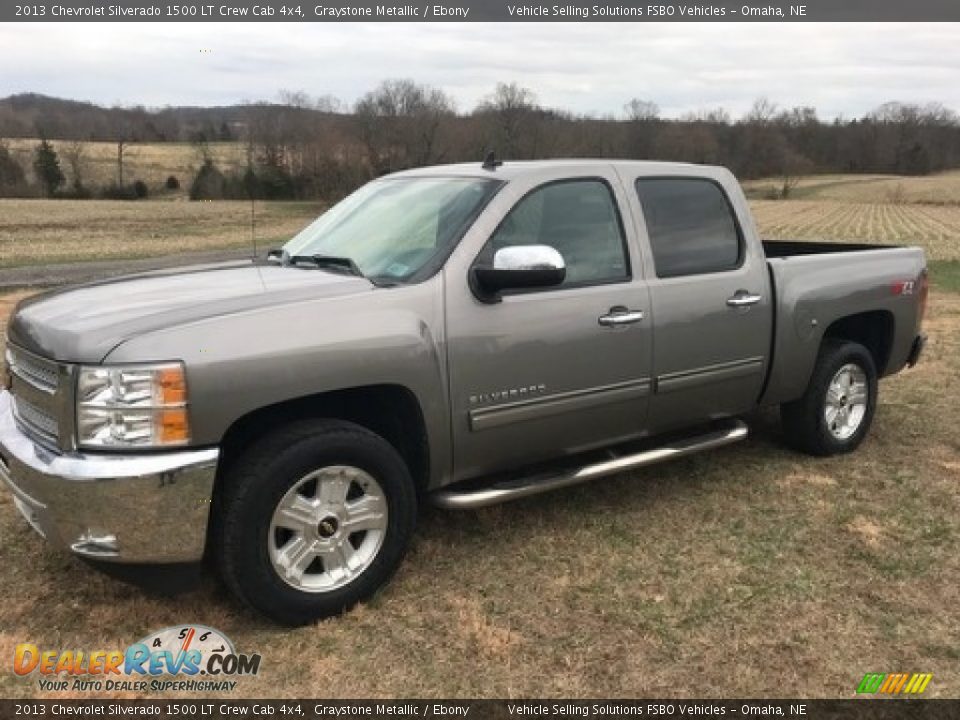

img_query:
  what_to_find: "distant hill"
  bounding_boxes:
[2,91,959,182]
[0,92,332,142]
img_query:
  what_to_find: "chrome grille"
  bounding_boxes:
[7,346,58,393]
[6,345,67,450]
[12,395,60,447]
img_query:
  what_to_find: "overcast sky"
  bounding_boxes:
[2,22,958,119]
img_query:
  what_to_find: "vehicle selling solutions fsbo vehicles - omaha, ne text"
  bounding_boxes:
[0,159,928,624]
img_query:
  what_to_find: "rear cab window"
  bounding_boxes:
[634,177,743,277]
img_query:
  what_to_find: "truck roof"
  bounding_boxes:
[390,158,721,181]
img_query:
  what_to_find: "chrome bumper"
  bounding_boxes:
[0,390,219,563]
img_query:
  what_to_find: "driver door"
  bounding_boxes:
[444,169,653,481]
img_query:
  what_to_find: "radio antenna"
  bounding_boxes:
[250,193,256,259]
[246,164,257,259]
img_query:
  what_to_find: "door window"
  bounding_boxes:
[635,178,742,278]
[481,179,629,287]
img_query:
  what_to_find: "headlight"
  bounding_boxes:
[76,362,190,448]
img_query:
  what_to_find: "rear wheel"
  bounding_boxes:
[780,340,878,456]
[214,419,417,625]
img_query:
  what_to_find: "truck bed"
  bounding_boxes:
[759,241,926,408]
[762,239,896,258]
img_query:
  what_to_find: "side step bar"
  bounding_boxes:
[432,419,749,510]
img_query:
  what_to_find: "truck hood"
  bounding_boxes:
[7,260,373,363]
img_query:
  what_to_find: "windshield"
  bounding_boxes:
[283,177,502,282]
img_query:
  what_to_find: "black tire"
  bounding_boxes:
[213,419,417,626]
[780,339,878,457]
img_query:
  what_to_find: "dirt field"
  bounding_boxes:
[751,200,960,260]
[0,174,958,699]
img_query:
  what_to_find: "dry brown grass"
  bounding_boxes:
[0,289,957,699]
[743,170,960,205]
[746,171,960,261]
[752,200,960,260]
[5,139,246,192]
[0,199,321,267]
[3,166,959,271]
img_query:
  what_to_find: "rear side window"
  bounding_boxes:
[635,178,742,278]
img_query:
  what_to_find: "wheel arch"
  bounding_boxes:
[214,384,431,496]
[822,309,895,376]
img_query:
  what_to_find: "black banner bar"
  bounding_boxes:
[5,0,960,23]
[0,700,958,720]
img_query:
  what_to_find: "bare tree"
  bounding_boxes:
[779,147,814,198]
[61,140,89,190]
[623,98,660,158]
[110,108,138,187]
[60,140,88,190]
[313,94,343,114]
[278,89,311,109]
[354,79,455,175]
[743,97,778,125]
[685,108,731,125]
[623,99,659,122]
[656,122,721,164]
[474,82,540,158]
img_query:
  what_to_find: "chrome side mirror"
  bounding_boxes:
[473,245,566,301]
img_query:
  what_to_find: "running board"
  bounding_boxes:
[432,419,749,510]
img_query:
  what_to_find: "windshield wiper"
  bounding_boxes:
[291,254,365,278]
[265,248,397,286]
[266,248,364,278]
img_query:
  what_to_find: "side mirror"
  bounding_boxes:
[473,245,566,301]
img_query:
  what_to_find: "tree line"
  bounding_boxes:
[1,82,959,201]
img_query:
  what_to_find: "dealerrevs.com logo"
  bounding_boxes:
[13,625,261,693]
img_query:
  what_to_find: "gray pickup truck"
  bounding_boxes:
[1,160,927,625]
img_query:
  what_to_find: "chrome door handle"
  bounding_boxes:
[726,292,762,307]
[598,308,644,326]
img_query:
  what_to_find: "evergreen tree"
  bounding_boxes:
[33,139,65,197]
[0,141,27,195]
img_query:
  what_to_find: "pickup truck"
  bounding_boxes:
[1,159,927,625]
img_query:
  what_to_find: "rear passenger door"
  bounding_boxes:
[627,174,772,432]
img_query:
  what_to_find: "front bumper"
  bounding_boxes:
[0,390,219,563]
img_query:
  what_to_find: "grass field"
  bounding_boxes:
[5,139,246,192]
[743,170,960,205]
[0,292,957,699]
[0,199,322,267]
[4,169,960,268]
[0,172,958,699]
[751,200,960,260]
[744,169,960,262]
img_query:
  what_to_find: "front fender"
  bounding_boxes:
[104,280,451,486]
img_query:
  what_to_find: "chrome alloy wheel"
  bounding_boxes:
[824,363,868,441]
[268,466,388,592]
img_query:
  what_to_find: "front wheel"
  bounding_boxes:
[214,419,417,625]
[780,339,878,456]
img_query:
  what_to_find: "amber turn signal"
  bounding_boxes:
[158,407,190,445]
[157,366,187,405]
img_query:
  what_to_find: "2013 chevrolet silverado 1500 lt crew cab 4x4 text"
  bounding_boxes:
[1,160,928,624]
